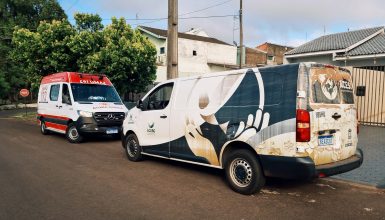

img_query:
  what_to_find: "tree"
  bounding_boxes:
[87,17,157,96]
[12,14,157,98]
[0,0,67,101]
[12,19,76,89]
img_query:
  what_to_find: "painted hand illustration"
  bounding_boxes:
[185,117,220,166]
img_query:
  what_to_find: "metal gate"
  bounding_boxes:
[352,66,385,126]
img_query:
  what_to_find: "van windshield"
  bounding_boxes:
[310,67,354,104]
[70,83,121,103]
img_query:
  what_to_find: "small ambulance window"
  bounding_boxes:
[50,84,60,101]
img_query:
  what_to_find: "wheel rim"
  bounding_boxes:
[68,126,79,140]
[126,137,138,157]
[230,158,253,187]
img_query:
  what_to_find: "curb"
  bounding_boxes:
[323,177,385,191]
[0,105,37,111]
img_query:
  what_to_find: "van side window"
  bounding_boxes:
[62,84,72,105]
[143,83,174,111]
[50,84,60,101]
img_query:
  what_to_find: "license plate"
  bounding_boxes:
[106,128,118,134]
[318,135,333,146]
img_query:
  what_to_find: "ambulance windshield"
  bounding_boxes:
[70,84,121,103]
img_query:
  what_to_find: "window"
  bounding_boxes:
[267,55,275,61]
[62,84,72,105]
[49,84,60,101]
[70,84,121,103]
[160,47,165,54]
[193,50,197,56]
[356,86,366,96]
[142,83,174,111]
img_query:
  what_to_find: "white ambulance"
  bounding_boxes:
[121,63,363,195]
[37,72,128,143]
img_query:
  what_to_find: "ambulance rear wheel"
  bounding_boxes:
[124,133,142,161]
[40,120,49,135]
[66,123,83,143]
[225,149,265,195]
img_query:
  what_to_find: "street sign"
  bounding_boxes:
[20,89,30,97]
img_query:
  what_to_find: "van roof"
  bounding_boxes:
[41,72,112,86]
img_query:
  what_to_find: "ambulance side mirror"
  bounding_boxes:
[136,100,144,110]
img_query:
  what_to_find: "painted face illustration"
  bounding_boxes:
[321,78,338,100]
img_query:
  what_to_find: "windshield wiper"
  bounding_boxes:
[114,102,123,105]
[77,101,93,104]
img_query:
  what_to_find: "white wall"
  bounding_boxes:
[142,31,237,82]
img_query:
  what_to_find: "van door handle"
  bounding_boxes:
[160,115,167,119]
[332,113,341,120]
[56,105,62,109]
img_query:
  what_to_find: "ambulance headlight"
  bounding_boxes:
[78,110,93,117]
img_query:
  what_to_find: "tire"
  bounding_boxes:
[40,120,50,135]
[224,149,265,195]
[65,123,83,143]
[124,133,142,162]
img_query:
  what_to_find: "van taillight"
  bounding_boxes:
[296,109,310,142]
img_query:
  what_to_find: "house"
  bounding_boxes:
[137,26,237,82]
[257,42,294,65]
[284,27,385,127]
[244,47,267,67]
[284,27,385,66]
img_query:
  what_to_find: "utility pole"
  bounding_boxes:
[167,0,178,79]
[239,0,243,69]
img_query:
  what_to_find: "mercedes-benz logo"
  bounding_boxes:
[107,114,115,120]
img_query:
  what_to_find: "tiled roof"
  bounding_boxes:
[343,32,385,56]
[138,26,232,46]
[286,27,384,55]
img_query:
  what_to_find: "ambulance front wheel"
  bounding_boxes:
[224,149,265,195]
[66,123,83,143]
[40,120,50,135]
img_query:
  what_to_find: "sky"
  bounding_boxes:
[58,0,385,48]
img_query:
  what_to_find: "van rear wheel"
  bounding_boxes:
[124,134,142,162]
[66,123,83,143]
[225,149,265,195]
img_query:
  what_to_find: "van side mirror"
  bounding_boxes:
[136,100,144,110]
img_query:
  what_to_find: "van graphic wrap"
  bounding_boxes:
[143,65,298,166]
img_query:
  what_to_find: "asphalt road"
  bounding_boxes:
[0,117,384,220]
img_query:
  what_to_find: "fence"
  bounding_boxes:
[352,66,385,126]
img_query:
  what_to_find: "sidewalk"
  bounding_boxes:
[336,125,385,188]
[0,103,37,110]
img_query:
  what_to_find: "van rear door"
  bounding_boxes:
[307,65,358,165]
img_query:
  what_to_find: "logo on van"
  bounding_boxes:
[147,122,155,134]
[321,79,338,100]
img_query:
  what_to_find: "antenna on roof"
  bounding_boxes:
[323,25,326,35]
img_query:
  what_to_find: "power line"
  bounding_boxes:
[66,0,79,11]
[133,14,235,26]
[179,0,234,16]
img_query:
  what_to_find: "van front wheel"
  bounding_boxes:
[66,123,83,143]
[225,149,265,195]
[124,134,142,162]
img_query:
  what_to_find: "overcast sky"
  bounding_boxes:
[59,0,385,47]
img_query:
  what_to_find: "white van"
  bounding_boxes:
[121,63,363,194]
[37,72,128,143]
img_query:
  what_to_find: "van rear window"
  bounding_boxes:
[310,68,354,104]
